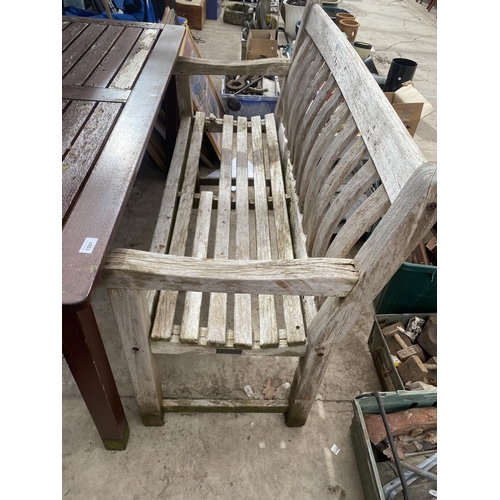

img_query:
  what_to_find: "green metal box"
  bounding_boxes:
[368,313,434,391]
[350,390,437,500]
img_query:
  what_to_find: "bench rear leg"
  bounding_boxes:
[108,288,164,426]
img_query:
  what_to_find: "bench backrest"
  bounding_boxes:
[272,0,436,345]
[275,0,435,253]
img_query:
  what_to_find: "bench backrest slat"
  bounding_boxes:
[275,0,434,264]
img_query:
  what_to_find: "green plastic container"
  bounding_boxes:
[374,262,437,314]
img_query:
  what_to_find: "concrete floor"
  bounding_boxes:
[62,1,437,498]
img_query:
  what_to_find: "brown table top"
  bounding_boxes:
[62,16,185,308]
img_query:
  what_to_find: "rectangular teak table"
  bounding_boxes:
[62,15,185,450]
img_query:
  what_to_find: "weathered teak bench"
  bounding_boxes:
[103,0,437,427]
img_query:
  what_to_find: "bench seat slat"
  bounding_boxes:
[180,191,213,343]
[234,117,253,348]
[251,116,279,348]
[147,116,192,311]
[265,114,306,346]
[207,115,234,346]
[151,112,205,340]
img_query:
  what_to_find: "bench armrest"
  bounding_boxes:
[104,249,358,297]
[173,57,291,76]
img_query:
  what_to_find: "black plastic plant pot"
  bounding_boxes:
[383,58,418,92]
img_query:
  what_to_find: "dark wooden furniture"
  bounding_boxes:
[62,15,185,450]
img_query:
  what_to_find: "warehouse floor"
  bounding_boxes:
[62,1,438,499]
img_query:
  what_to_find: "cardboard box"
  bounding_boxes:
[384,82,434,137]
[176,0,206,30]
[246,29,278,60]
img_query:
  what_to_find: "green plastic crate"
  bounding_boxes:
[374,262,437,314]
[350,390,438,500]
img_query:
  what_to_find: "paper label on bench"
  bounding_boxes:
[79,238,98,254]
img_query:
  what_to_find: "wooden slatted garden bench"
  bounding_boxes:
[103,0,437,427]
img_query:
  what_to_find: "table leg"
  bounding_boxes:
[63,304,130,450]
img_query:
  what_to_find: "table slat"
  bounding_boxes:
[63,25,124,86]
[62,23,106,78]
[62,102,122,220]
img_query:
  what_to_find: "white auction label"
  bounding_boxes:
[79,237,98,254]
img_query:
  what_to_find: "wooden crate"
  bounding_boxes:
[176,0,206,30]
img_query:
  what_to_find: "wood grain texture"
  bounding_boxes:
[312,160,379,257]
[288,63,333,167]
[207,115,234,345]
[234,117,254,348]
[265,115,306,346]
[162,398,289,412]
[180,191,213,343]
[104,249,358,296]
[326,185,390,258]
[62,25,124,86]
[305,3,427,202]
[62,23,105,78]
[146,116,192,312]
[61,86,131,103]
[302,116,360,236]
[151,339,307,356]
[151,112,205,340]
[299,101,351,211]
[110,29,160,90]
[304,135,367,232]
[286,51,325,166]
[252,116,279,348]
[108,288,163,425]
[85,26,143,88]
[62,100,95,155]
[174,56,290,76]
[62,102,122,220]
[294,78,341,192]
[278,123,318,329]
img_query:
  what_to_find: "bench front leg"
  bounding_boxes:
[108,288,164,426]
[285,296,341,427]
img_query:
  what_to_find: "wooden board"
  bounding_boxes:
[181,28,223,160]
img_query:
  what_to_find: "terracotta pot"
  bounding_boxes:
[335,12,355,26]
[339,19,360,43]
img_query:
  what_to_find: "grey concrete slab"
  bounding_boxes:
[62,1,437,498]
